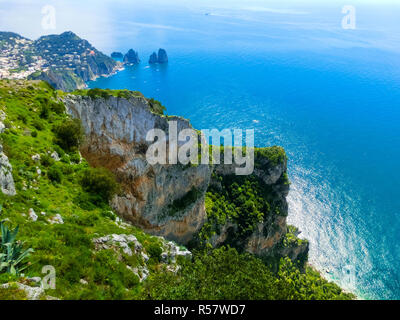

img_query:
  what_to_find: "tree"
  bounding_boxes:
[53,118,84,151]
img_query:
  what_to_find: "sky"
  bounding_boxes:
[0,0,399,54]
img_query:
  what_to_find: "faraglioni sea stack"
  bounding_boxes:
[123,49,140,64]
[149,48,168,64]
[111,51,123,59]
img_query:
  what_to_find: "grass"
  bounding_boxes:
[0,79,170,299]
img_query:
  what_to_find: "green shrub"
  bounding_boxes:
[41,154,55,167]
[31,119,44,131]
[53,118,84,151]
[147,98,166,115]
[59,163,74,175]
[87,88,111,100]
[79,167,119,203]
[4,120,12,129]
[39,104,50,119]
[69,152,81,164]
[100,210,116,221]
[53,144,65,157]
[73,193,99,210]
[48,165,63,183]
[72,211,100,227]
[31,130,37,137]
[147,243,162,262]
[17,113,27,124]
[50,101,65,114]
[60,154,70,164]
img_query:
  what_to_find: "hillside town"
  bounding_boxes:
[0,31,118,90]
[0,35,47,79]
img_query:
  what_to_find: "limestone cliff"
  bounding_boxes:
[0,144,16,196]
[0,115,16,196]
[208,155,308,263]
[63,94,210,244]
[63,93,307,262]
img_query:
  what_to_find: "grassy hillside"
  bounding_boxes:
[0,80,170,299]
[0,80,353,300]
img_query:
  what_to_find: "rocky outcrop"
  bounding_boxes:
[28,69,85,92]
[93,234,147,258]
[149,52,158,64]
[0,283,44,300]
[208,156,308,261]
[123,49,140,65]
[64,95,211,244]
[111,52,123,59]
[0,144,16,196]
[158,49,168,63]
[148,49,168,64]
[64,93,306,261]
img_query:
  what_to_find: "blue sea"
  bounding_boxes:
[3,0,400,299]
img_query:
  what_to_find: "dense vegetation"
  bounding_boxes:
[0,80,353,300]
[199,172,289,247]
[144,247,353,300]
[0,80,165,299]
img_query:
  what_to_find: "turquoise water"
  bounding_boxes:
[88,2,400,299]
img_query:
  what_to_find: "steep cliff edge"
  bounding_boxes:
[200,148,308,264]
[63,93,211,244]
[63,91,307,263]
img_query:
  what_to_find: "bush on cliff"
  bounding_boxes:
[47,165,63,183]
[87,88,111,100]
[79,167,119,203]
[53,118,84,151]
[147,98,166,115]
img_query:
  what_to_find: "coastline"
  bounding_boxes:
[84,63,125,88]
[307,263,361,300]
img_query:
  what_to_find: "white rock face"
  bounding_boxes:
[64,95,211,244]
[28,208,38,221]
[129,266,149,282]
[31,154,41,161]
[0,283,44,300]
[92,234,143,256]
[161,241,192,263]
[48,214,63,224]
[51,151,60,161]
[0,144,16,196]
[0,121,5,134]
